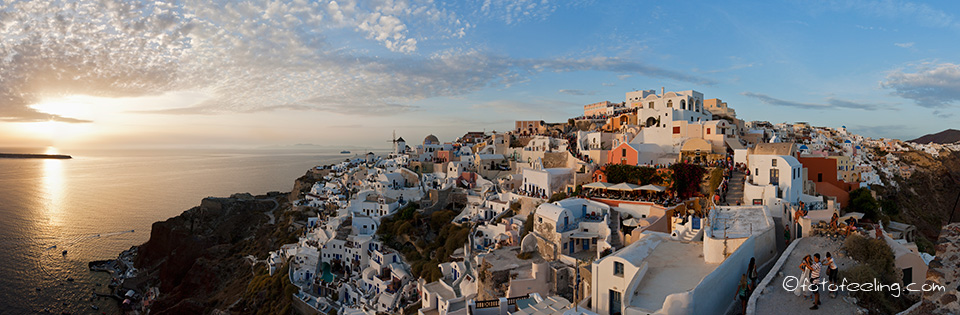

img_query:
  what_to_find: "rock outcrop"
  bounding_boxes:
[913,223,960,314]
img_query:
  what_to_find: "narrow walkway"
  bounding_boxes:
[261,199,279,225]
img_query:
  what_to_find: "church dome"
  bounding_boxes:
[424,134,439,145]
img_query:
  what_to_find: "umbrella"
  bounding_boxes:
[608,182,641,191]
[582,182,612,189]
[623,218,640,227]
[639,184,666,192]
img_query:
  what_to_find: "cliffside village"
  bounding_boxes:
[269,89,956,315]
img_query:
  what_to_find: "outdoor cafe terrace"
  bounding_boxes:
[579,181,681,207]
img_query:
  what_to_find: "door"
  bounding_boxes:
[583,239,590,250]
[609,290,622,314]
[570,241,575,254]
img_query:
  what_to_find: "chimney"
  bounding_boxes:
[661,86,665,96]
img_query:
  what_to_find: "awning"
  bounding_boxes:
[623,218,640,227]
[608,182,641,191]
[582,182,613,189]
[639,184,666,192]
[569,231,599,239]
[725,138,746,150]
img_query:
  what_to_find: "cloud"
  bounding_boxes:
[933,110,956,119]
[894,42,915,48]
[477,0,559,25]
[601,82,616,87]
[558,89,596,96]
[881,62,960,108]
[0,0,708,123]
[529,57,716,85]
[741,92,891,110]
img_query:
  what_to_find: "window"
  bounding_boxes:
[680,99,686,110]
[673,127,681,134]
[707,128,711,135]
[613,261,624,276]
[622,148,626,156]
[667,100,673,108]
[648,102,654,109]
[772,159,777,167]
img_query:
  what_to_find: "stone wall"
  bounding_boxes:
[912,223,960,314]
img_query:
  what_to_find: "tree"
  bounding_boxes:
[670,163,707,199]
[603,164,659,185]
[848,188,881,220]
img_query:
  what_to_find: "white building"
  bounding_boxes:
[743,153,803,211]
[521,165,574,197]
[530,198,613,261]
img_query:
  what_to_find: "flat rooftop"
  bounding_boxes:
[423,281,456,300]
[630,240,718,311]
[709,206,771,239]
[752,237,860,314]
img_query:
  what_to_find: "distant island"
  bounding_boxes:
[0,153,72,159]
[910,129,960,144]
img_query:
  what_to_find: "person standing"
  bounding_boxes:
[794,255,812,299]
[825,252,839,298]
[748,257,759,288]
[737,274,750,315]
[784,224,791,246]
[810,254,822,310]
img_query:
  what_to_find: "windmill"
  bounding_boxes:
[386,130,406,155]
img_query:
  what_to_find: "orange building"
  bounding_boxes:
[797,156,859,207]
[608,142,640,165]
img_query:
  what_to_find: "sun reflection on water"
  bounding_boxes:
[41,147,65,227]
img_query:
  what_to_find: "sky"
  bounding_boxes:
[1,0,959,150]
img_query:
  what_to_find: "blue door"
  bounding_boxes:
[570,241,575,254]
[583,239,589,250]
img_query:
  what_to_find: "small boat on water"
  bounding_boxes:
[340,150,351,154]
[62,250,68,256]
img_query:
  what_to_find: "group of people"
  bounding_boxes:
[793,252,839,310]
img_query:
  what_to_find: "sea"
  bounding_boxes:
[0,147,370,314]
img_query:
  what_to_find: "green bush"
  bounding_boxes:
[842,234,914,313]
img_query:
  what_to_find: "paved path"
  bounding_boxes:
[261,198,279,225]
[753,237,862,315]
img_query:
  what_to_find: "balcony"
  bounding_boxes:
[558,214,605,233]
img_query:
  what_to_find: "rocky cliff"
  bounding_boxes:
[882,149,960,245]
[131,169,320,314]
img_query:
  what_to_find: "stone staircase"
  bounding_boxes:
[724,170,746,206]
